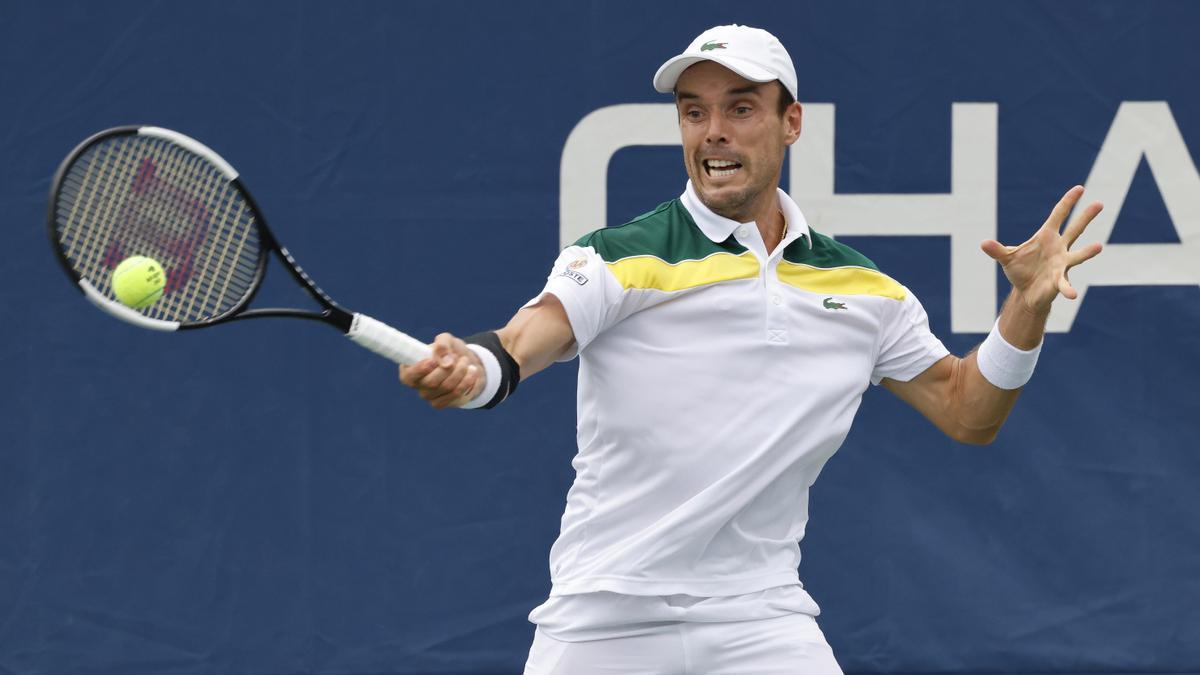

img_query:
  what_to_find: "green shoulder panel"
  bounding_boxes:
[783,228,881,271]
[573,200,747,263]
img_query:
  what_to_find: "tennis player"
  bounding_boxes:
[400,24,1103,674]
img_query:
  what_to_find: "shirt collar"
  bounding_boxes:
[680,180,813,249]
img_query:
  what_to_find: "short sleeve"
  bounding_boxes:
[870,289,950,385]
[523,245,625,361]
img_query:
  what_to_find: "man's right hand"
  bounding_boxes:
[399,332,486,409]
[399,295,575,410]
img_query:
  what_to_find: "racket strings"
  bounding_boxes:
[69,141,134,283]
[180,162,254,321]
[145,144,220,319]
[54,135,262,324]
[155,147,227,319]
[58,141,106,258]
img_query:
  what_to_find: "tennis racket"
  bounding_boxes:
[47,125,431,365]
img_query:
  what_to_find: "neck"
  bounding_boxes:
[730,190,784,253]
[758,205,787,254]
[698,182,789,252]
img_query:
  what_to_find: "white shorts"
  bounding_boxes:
[522,613,843,675]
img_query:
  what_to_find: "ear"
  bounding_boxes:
[782,102,803,146]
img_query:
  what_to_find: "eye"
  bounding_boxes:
[685,108,704,121]
[733,105,753,117]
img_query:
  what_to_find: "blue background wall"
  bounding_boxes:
[2,1,1198,673]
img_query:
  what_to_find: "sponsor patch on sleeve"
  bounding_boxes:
[558,257,589,285]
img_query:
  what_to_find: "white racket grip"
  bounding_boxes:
[346,313,432,365]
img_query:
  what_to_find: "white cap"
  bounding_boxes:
[653,25,797,100]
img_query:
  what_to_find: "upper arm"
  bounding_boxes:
[881,354,959,435]
[882,351,1017,445]
[498,242,625,380]
[868,286,991,442]
[495,293,576,380]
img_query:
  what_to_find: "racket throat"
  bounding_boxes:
[225,306,354,332]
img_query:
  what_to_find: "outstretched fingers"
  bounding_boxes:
[1041,183,1089,234]
[1062,200,1104,247]
[1067,242,1104,267]
[1043,185,1085,234]
[980,239,1015,263]
[1058,272,1078,300]
[981,186,1104,308]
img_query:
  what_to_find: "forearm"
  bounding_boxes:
[400,295,575,409]
[495,295,575,380]
[951,352,1022,444]
[889,185,1102,442]
[995,289,1050,350]
[955,289,1048,441]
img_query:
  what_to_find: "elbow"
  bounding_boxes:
[951,424,1000,446]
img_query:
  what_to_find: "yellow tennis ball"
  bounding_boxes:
[112,256,166,309]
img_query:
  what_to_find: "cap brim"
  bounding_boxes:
[653,53,778,94]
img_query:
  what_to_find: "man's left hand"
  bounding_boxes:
[981,185,1104,316]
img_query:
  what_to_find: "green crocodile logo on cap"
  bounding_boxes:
[701,41,728,52]
[823,297,847,311]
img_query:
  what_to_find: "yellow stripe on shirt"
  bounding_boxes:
[607,251,759,292]
[776,261,907,300]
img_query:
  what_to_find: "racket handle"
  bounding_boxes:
[347,313,432,365]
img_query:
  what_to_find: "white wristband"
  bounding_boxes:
[976,320,1042,390]
[459,344,502,409]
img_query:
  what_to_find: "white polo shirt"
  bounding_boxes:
[528,182,948,637]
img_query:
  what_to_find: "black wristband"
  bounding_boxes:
[463,331,520,409]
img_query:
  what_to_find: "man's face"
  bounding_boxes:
[675,61,802,222]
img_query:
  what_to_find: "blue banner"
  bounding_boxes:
[2,1,1197,672]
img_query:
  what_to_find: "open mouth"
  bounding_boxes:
[704,159,742,177]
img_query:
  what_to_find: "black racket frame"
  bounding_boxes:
[47,125,357,333]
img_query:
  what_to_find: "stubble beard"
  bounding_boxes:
[692,160,775,223]
[696,183,758,222]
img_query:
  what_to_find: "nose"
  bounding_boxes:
[705,112,729,144]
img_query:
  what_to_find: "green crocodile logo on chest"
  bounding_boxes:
[823,297,847,310]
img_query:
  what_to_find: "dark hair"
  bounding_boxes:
[775,82,795,116]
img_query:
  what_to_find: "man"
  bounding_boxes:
[400,24,1103,675]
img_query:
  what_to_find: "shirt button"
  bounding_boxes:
[771,294,782,305]
[737,227,748,237]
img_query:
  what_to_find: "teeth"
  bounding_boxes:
[705,159,741,177]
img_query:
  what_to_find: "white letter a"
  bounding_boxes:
[1050,102,1200,332]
